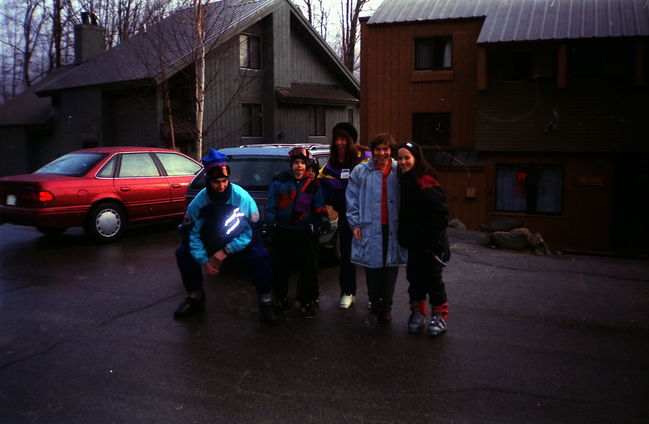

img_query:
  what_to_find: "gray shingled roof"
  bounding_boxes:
[368,0,649,43]
[0,68,71,126]
[37,0,281,94]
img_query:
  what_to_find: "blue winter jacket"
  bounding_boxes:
[185,183,259,265]
[345,158,407,268]
[264,171,328,231]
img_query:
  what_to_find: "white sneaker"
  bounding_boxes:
[339,294,355,309]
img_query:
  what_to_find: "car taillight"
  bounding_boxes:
[39,191,54,202]
[23,190,55,205]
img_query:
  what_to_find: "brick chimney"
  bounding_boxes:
[74,12,105,64]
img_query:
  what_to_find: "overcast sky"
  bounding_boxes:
[315,0,383,45]
[323,0,383,19]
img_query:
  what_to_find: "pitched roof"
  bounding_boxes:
[37,0,278,94]
[0,68,71,126]
[368,0,649,43]
[276,83,359,105]
[36,0,357,95]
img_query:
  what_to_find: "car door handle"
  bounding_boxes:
[171,184,182,188]
[120,187,131,192]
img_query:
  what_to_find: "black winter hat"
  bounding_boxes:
[396,141,422,162]
[332,122,358,143]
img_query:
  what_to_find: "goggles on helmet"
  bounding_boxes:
[208,165,231,180]
[288,147,310,159]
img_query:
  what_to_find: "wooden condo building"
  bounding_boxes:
[360,0,649,254]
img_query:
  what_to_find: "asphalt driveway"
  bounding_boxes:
[1,223,648,423]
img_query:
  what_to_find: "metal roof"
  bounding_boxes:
[368,0,649,43]
[276,83,359,105]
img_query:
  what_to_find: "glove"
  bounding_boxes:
[318,217,331,235]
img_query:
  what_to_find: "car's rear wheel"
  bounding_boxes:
[36,226,68,237]
[85,201,126,242]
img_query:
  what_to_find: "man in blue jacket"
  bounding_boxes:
[173,148,276,323]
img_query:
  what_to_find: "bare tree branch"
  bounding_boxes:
[339,0,368,72]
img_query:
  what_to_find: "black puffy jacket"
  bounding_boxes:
[397,172,449,255]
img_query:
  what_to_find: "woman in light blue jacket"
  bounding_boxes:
[346,133,407,324]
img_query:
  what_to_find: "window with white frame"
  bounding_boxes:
[495,164,563,214]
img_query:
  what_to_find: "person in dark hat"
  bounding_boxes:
[396,141,450,336]
[173,148,276,323]
[318,122,371,309]
[265,147,330,318]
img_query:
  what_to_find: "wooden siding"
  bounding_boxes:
[104,88,158,147]
[200,25,269,150]
[477,40,648,153]
[439,151,625,253]
[272,2,291,88]
[275,104,350,143]
[264,6,359,145]
[199,7,358,149]
[289,28,338,84]
[483,153,616,252]
[436,167,488,232]
[56,87,103,157]
[360,19,482,147]
[361,17,649,254]
[0,128,30,176]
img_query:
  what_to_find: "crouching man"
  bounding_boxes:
[173,148,276,323]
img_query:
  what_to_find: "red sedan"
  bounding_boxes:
[0,147,202,242]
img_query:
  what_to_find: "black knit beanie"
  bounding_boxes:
[332,122,358,143]
[396,141,422,162]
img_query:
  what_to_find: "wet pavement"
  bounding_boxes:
[1,223,648,423]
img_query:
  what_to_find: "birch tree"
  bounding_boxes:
[193,0,208,157]
[131,0,255,158]
[184,0,257,157]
